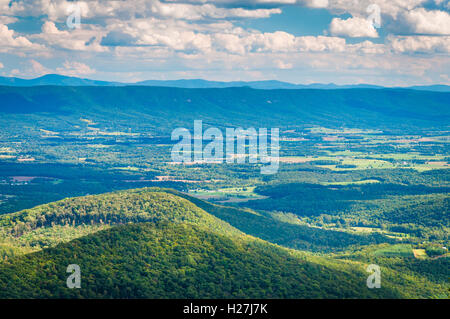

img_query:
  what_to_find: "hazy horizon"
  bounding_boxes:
[1,73,450,88]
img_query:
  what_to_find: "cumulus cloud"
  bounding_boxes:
[0,24,32,48]
[214,33,246,54]
[148,2,282,20]
[349,40,385,54]
[102,18,213,53]
[2,0,283,21]
[0,23,44,53]
[399,8,450,35]
[389,35,450,53]
[330,17,379,38]
[215,31,358,54]
[100,18,353,55]
[35,21,108,52]
[295,35,346,52]
[326,0,428,19]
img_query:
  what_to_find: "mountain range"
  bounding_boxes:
[0,85,448,134]
[0,74,449,92]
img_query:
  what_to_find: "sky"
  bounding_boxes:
[0,0,449,85]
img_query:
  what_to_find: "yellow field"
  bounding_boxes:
[412,249,428,259]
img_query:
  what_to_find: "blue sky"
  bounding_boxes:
[0,0,449,85]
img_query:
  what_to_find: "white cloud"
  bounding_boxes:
[274,59,293,69]
[349,40,385,54]
[389,35,450,53]
[3,0,282,21]
[35,21,108,52]
[214,33,247,54]
[200,31,349,55]
[16,59,96,78]
[295,35,346,52]
[0,23,44,53]
[29,59,52,76]
[0,15,18,24]
[102,18,353,55]
[399,9,450,35]
[56,61,96,76]
[325,1,450,37]
[108,19,213,53]
[253,31,298,52]
[330,17,379,38]
[326,0,428,19]
[297,0,329,8]
[0,23,32,47]
[149,2,282,20]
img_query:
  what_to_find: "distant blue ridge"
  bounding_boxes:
[0,74,448,92]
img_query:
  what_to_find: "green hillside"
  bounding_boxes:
[0,188,240,260]
[0,187,394,260]
[0,222,405,299]
[0,188,447,299]
[0,188,241,259]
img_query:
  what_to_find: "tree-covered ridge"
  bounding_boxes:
[0,188,241,259]
[0,187,397,261]
[0,188,447,299]
[0,222,406,299]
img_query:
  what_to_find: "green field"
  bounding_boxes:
[373,244,415,258]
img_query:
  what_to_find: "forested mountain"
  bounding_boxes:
[0,86,448,132]
[0,188,447,298]
[0,222,400,299]
[0,188,391,259]
[0,182,446,260]
[0,189,241,258]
